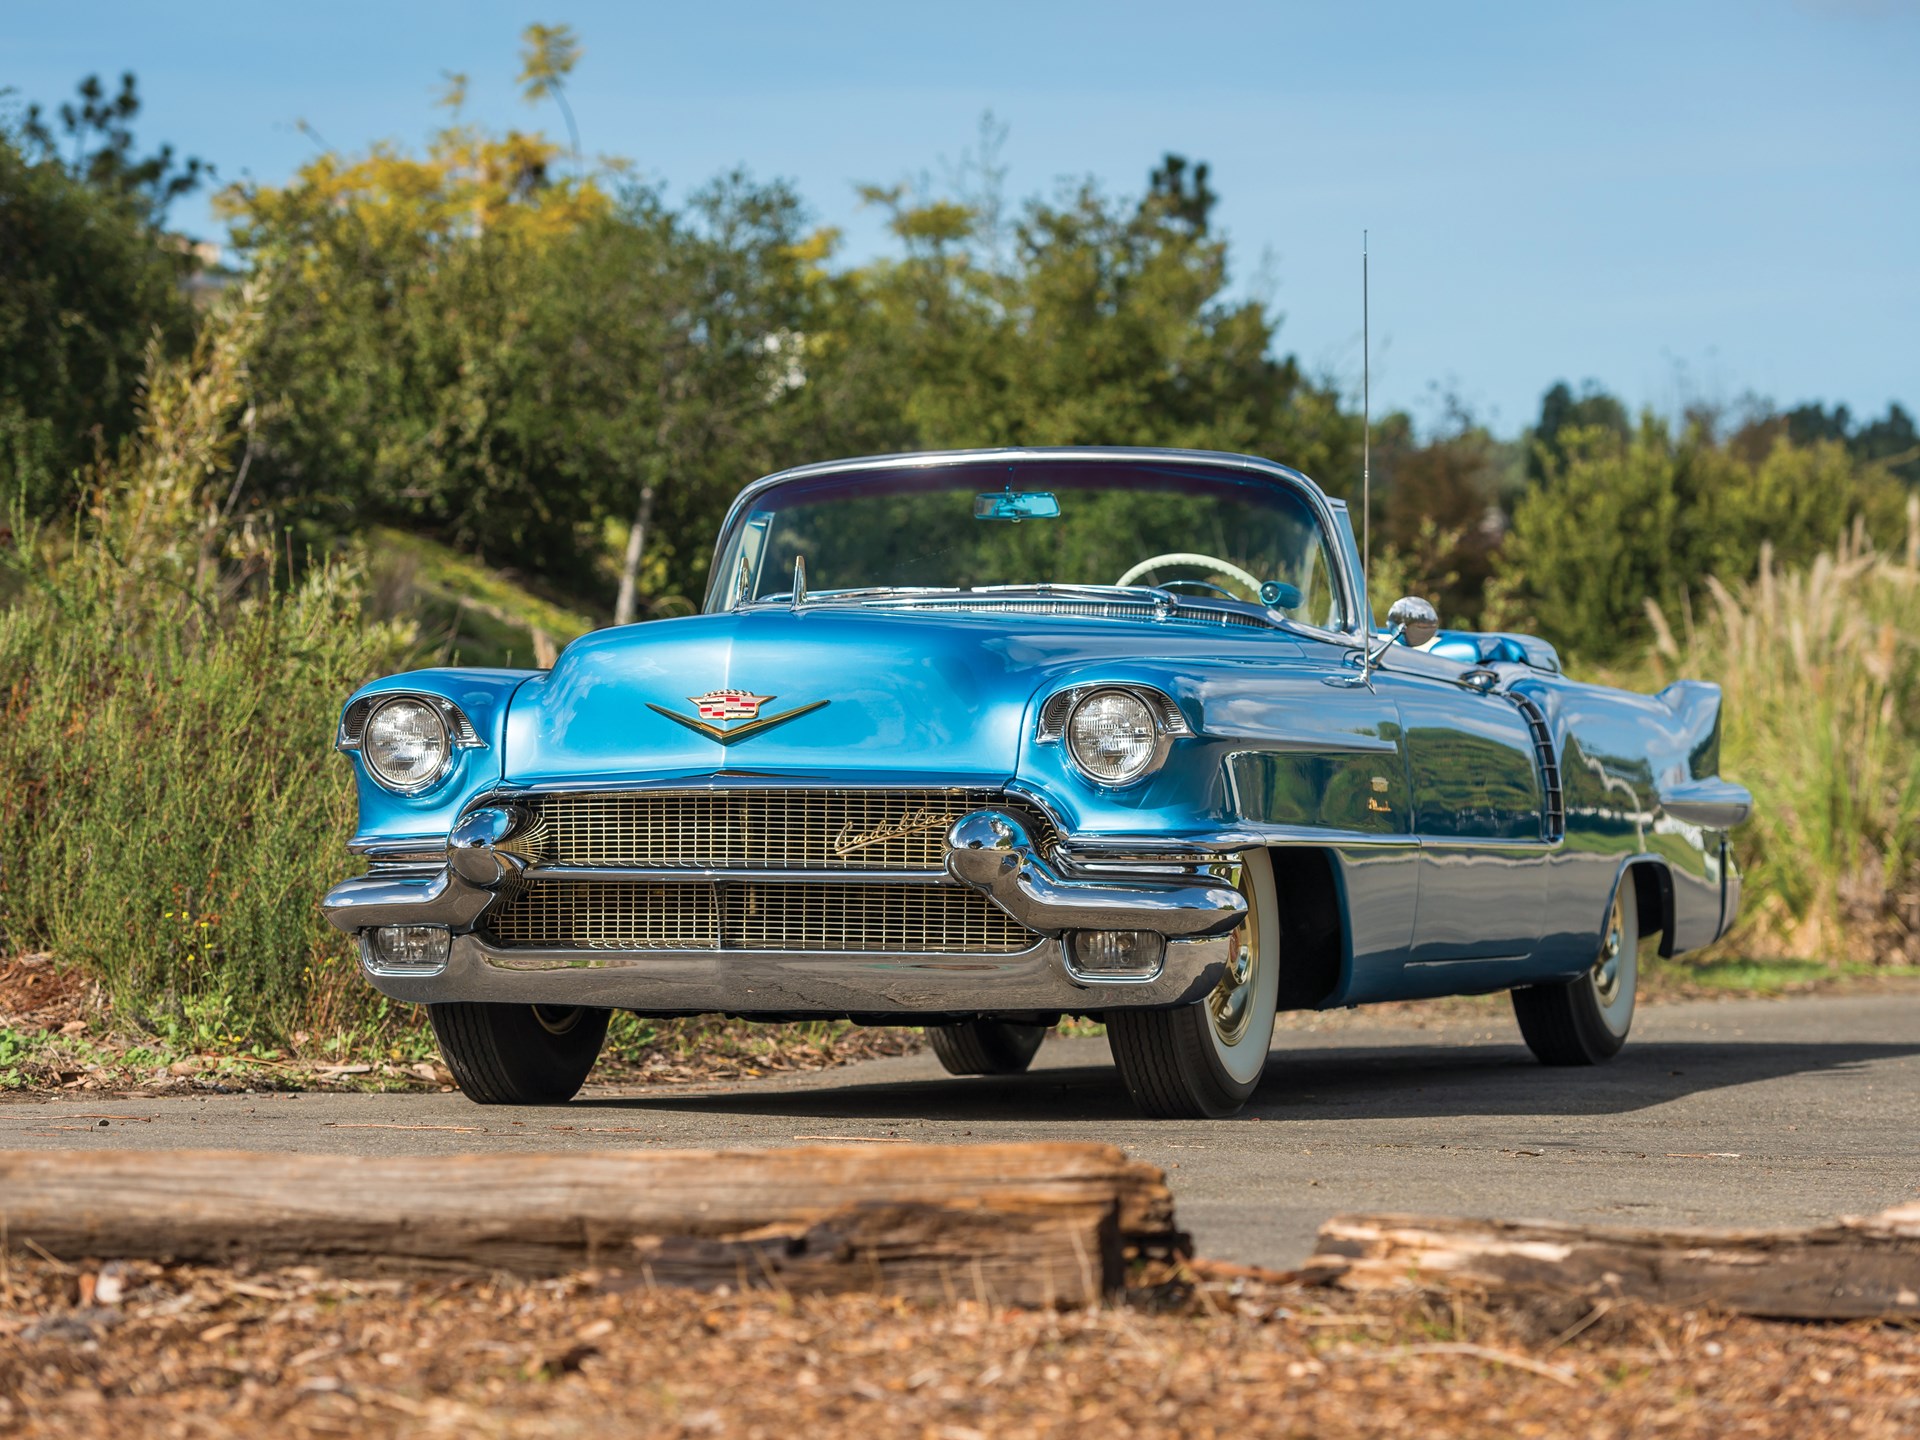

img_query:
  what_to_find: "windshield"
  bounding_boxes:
[707,458,1346,627]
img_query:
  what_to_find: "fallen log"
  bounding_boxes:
[0,1142,1179,1307]
[1303,1202,1920,1320]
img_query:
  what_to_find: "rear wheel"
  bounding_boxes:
[927,1021,1047,1076]
[1106,851,1279,1118]
[429,1002,609,1104]
[1512,881,1638,1065]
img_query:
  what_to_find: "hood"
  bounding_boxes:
[500,606,1259,787]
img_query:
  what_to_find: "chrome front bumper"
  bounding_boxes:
[322,806,1245,1016]
[350,930,1231,1017]
[943,811,1244,938]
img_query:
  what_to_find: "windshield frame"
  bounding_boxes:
[702,448,1366,637]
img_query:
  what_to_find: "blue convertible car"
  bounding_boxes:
[323,448,1750,1117]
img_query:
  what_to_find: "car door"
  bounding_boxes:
[1219,636,1421,1006]
[1371,649,1552,971]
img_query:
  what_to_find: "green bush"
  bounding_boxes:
[0,290,415,1041]
[0,559,412,1037]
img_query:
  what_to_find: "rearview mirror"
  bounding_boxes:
[1387,595,1440,647]
[973,490,1060,522]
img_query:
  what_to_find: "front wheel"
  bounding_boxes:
[1106,850,1280,1118]
[1511,881,1639,1065]
[927,1021,1047,1076]
[429,1002,609,1104]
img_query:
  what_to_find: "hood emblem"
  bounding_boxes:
[648,689,830,746]
[692,689,772,721]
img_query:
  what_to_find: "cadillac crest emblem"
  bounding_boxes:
[691,689,772,721]
[647,687,830,745]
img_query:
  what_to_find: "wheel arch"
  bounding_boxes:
[1267,846,1345,1011]
[1620,856,1677,959]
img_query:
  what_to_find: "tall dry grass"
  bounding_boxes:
[1641,495,1920,963]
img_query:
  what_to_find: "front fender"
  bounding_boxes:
[340,668,540,853]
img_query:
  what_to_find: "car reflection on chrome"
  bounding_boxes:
[322,448,1750,1118]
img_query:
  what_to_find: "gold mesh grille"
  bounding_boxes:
[484,881,1035,953]
[520,788,1056,872]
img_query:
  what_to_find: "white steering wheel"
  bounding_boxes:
[1116,552,1265,600]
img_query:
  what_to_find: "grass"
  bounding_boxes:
[359,525,600,669]
[1624,499,1920,969]
[1645,954,1920,996]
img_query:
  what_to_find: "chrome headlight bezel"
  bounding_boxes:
[340,693,483,795]
[361,696,453,794]
[1042,684,1189,789]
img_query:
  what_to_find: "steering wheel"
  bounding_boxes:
[1117,552,1265,601]
[1153,577,1238,600]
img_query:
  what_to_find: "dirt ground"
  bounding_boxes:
[0,954,920,1096]
[2,1256,1916,1439]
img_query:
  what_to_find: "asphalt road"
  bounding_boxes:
[5,991,1917,1267]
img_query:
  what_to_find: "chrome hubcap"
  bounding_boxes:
[1592,897,1626,1005]
[532,1005,584,1036]
[1208,871,1259,1046]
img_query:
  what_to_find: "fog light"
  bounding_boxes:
[364,925,451,972]
[1065,929,1166,980]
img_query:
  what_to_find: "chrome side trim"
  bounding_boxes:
[945,810,1246,939]
[364,859,446,879]
[348,836,450,858]
[1405,953,1532,968]
[1504,689,1566,842]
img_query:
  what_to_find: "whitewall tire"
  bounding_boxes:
[1106,849,1280,1118]
[1512,880,1639,1065]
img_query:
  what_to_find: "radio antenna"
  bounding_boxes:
[1362,229,1371,597]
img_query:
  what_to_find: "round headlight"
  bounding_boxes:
[363,697,452,792]
[1066,689,1161,785]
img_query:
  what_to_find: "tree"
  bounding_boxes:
[20,71,209,223]
[1852,403,1918,486]
[1492,418,1904,661]
[1732,399,1918,488]
[1,75,201,516]
[221,63,809,612]
[790,154,1355,491]
[519,176,814,621]
[518,23,583,167]
[1368,410,1515,623]
[1526,380,1629,483]
[219,112,613,570]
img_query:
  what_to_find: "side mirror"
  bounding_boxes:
[1387,595,1440,647]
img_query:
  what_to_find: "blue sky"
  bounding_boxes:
[5,0,1915,436]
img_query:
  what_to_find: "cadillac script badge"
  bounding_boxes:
[647,688,829,745]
